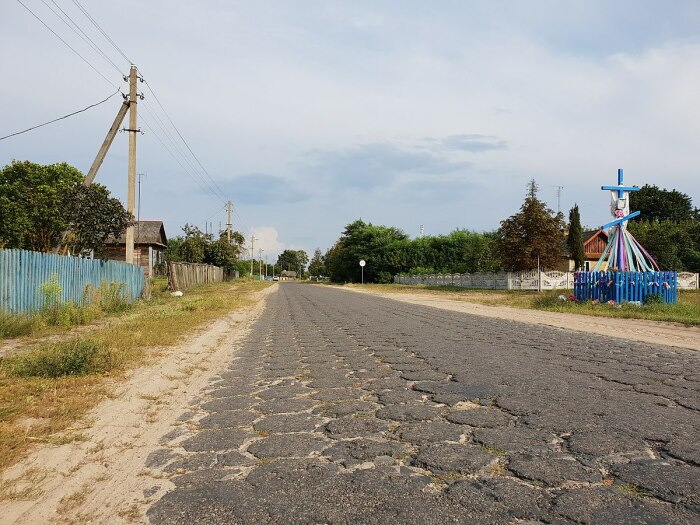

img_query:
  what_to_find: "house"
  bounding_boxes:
[566,229,608,271]
[280,270,297,281]
[104,221,168,277]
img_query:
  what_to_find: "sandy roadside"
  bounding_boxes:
[337,286,700,352]
[0,284,276,525]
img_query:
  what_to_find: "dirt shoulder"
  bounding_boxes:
[0,285,275,525]
[338,286,700,352]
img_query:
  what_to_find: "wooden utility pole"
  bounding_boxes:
[226,201,233,243]
[125,65,139,265]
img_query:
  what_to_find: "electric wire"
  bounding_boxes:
[73,0,133,64]
[70,0,132,64]
[139,102,224,205]
[43,0,124,75]
[142,78,229,202]
[197,205,227,231]
[0,88,121,141]
[138,113,227,206]
[16,0,118,89]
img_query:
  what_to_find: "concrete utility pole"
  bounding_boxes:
[226,201,233,243]
[137,173,146,241]
[259,248,263,278]
[125,65,139,265]
[555,185,564,214]
[249,236,257,276]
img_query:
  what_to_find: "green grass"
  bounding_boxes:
[533,289,700,326]
[0,279,136,340]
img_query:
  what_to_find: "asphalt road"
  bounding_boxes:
[147,283,699,524]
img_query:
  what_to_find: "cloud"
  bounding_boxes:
[301,142,471,190]
[248,226,286,261]
[439,134,508,153]
[223,174,307,205]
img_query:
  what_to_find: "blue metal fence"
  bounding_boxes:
[0,249,145,313]
[573,271,677,304]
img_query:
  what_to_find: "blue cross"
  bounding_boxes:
[601,168,640,198]
[599,168,641,229]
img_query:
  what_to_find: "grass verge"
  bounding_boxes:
[0,279,271,477]
[343,283,700,325]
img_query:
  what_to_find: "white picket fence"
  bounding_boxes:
[394,270,699,291]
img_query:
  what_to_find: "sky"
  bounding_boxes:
[2,1,699,262]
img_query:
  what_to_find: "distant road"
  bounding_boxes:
[149,283,699,524]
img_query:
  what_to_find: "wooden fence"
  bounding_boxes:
[573,271,678,304]
[168,261,223,291]
[0,249,145,314]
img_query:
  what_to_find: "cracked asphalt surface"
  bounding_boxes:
[146,283,700,524]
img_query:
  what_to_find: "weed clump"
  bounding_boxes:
[1,339,118,378]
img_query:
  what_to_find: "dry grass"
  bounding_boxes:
[0,280,270,478]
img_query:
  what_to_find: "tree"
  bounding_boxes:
[497,179,565,270]
[276,249,309,275]
[629,220,700,272]
[630,184,698,222]
[66,183,133,256]
[308,248,326,277]
[179,224,208,263]
[567,204,585,271]
[325,219,409,283]
[0,160,132,254]
[0,161,83,251]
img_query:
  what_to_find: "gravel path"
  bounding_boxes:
[147,283,700,524]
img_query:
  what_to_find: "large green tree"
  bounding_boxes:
[630,184,698,222]
[497,179,565,270]
[567,204,585,270]
[66,183,133,256]
[0,160,131,254]
[276,249,309,275]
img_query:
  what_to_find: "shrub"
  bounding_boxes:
[1,339,115,378]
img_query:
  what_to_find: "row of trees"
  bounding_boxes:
[164,224,247,271]
[319,180,699,283]
[0,161,132,255]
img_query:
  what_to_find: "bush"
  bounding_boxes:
[1,339,114,378]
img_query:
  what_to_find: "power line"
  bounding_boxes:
[138,112,227,206]
[0,88,121,141]
[70,0,132,64]
[17,0,118,89]
[142,78,229,202]
[43,0,124,75]
[139,104,225,205]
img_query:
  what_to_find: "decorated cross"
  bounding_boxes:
[600,168,640,230]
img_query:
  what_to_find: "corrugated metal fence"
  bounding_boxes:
[168,261,223,291]
[0,249,145,313]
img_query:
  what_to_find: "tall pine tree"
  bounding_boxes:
[567,204,585,271]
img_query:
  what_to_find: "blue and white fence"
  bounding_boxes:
[573,271,678,304]
[0,249,145,314]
